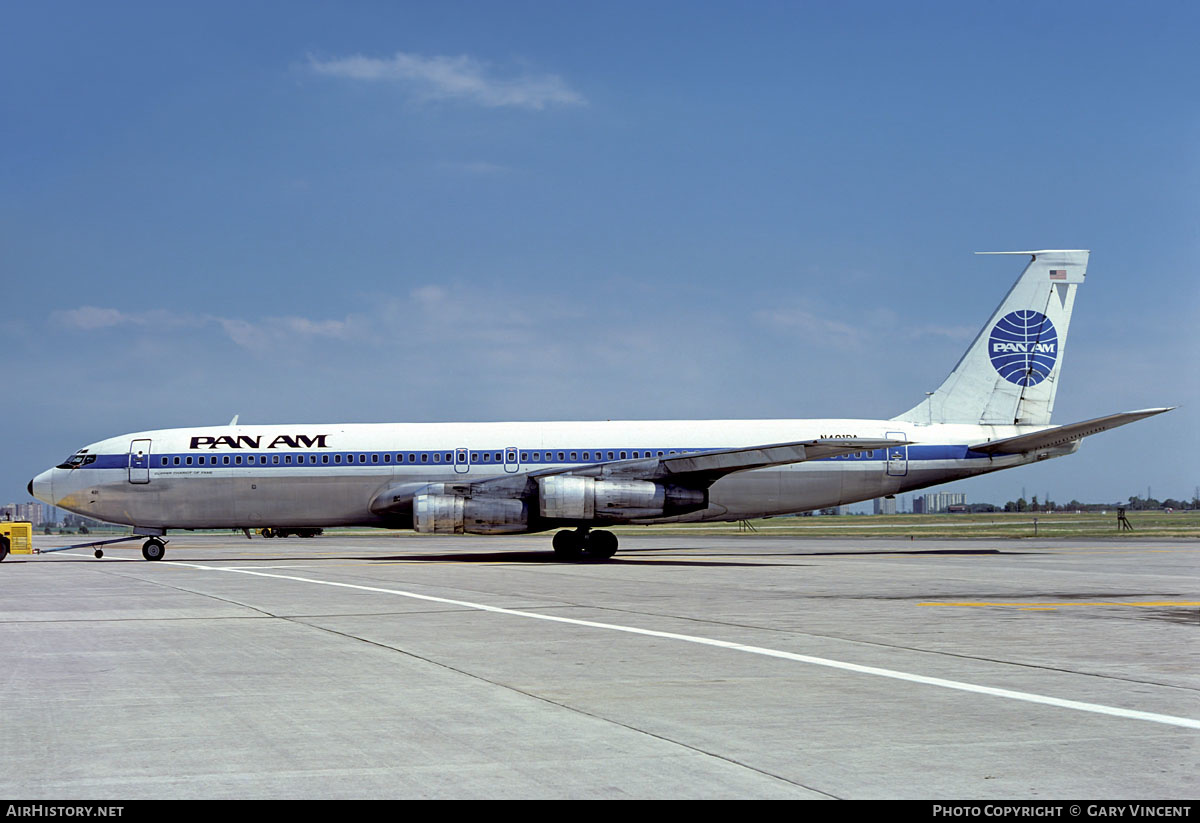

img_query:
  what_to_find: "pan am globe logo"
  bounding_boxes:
[988,310,1058,387]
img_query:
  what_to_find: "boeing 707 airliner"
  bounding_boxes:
[28,250,1171,560]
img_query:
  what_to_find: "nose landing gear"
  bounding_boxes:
[141,537,167,561]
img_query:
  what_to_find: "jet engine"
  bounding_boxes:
[538,476,706,522]
[413,494,528,535]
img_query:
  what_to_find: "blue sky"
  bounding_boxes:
[3,1,1197,508]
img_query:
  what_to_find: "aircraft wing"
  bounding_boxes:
[369,438,907,514]
[968,408,1174,455]
[469,437,906,494]
[535,437,901,480]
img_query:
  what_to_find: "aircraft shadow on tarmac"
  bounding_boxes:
[44,545,1023,567]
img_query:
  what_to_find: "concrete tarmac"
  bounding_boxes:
[1,532,1196,799]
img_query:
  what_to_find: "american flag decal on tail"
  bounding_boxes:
[1049,269,1067,280]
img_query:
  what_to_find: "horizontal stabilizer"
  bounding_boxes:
[969,408,1174,455]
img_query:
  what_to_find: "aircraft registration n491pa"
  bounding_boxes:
[28,250,1171,561]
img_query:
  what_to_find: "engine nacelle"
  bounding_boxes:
[538,476,706,522]
[414,494,528,535]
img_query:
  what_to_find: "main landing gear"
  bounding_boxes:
[552,527,619,561]
[141,537,167,561]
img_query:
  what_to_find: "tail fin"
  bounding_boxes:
[893,250,1089,426]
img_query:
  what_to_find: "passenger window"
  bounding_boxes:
[173,457,180,466]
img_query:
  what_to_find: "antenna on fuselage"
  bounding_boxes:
[228,414,239,426]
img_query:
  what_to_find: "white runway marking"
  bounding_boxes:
[136,557,1200,731]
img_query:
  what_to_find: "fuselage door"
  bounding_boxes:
[504,447,519,473]
[129,439,152,484]
[454,448,469,474]
[885,431,908,477]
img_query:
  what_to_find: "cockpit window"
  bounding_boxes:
[57,451,97,469]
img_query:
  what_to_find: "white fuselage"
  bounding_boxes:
[31,418,1063,532]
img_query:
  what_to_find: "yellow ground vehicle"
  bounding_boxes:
[0,521,34,561]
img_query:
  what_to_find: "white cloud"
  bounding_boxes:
[52,306,202,331]
[410,284,447,305]
[52,306,352,353]
[53,306,132,330]
[307,51,585,110]
[755,305,868,349]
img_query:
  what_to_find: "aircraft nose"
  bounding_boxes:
[30,469,54,505]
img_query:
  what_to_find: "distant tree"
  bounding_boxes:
[1015,497,1028,512]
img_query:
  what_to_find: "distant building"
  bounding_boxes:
[2,501,57,526]
[920,492,966,513]
[873,497,897,515]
